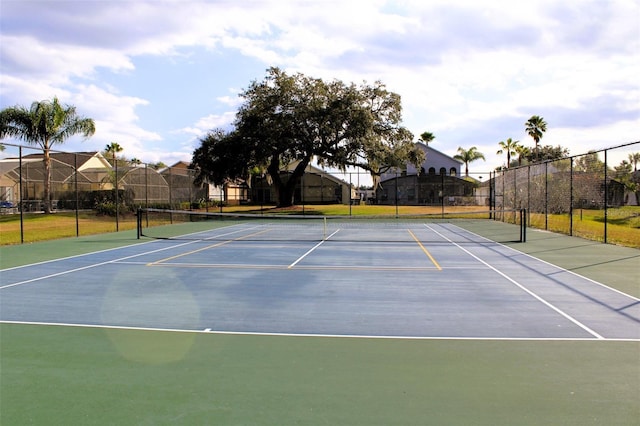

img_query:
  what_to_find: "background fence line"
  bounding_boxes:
[1,141,638,246]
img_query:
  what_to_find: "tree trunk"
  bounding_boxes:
[371,173,381,201]
[267,155,311,207]
[277,184,296,207]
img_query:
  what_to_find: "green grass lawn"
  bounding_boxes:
[0,211,137,245]
[2,323,638,426]
[2,205,639,247]
[529,206,640,248]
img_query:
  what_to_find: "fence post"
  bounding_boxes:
[19,146,24,244]
[544,162,548,230]
[569,157,574,236]
[74,153,79,237]
[114,156,119,232]
[527,166,531,226]
[441,173,445,218]
[604,149,608,243]
[395,172,399,218]
[145,163,148,210]
[349,173,352,217]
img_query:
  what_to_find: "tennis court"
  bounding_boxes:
[1,213,637,340]
[1,213,639,425]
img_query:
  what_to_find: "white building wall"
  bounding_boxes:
[381,143,463,181]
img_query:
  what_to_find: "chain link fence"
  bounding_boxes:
[1,141,638,246]
[0,144,210,243]
[492,141,639,246]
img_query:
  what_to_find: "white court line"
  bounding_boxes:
[287,229,340,268]
[426,224,605,340]
[439,223,639,302]
[0,223,256,273]
[0,241,195,290]
[0,226,270,290]
[3,320,637,342]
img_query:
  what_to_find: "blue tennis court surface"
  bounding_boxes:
[1,222,638,340]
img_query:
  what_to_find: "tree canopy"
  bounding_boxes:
[523,144,569,163]
[192,68,423,206]
[453,146,485,176]
[525,115,547,160]
[497,138,519,168]
[0,97,95,213]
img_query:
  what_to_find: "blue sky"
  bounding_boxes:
[1,0,638,177]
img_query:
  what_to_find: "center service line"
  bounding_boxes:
[408,229,442,270]
[148,229,272,265]
[288,229,340,268]
[425,224,605,340]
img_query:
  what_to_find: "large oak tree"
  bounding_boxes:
[192,68,423,207]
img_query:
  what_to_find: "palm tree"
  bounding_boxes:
[497,138,519,168]
[419,131,435,146]
[0,97,95,213]
[515,144,531,166]
[525,115,547,161]
[104,142,124,187]
[104,142,124,230]
[628,152,640,172]
[104,142,123,165]
[453,146,485,176]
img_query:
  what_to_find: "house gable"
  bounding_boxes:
[381,143,463,181]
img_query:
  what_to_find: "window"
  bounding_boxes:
[439,167,446,175]
[450,168,457,176]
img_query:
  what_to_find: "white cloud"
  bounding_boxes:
[0,35,135,86]
[178,111,237,138]
[216,92,242,107]
[1,0,638,174]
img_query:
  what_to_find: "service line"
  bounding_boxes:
[408,229,442,270]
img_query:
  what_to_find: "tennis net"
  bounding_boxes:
[137,208,527,244]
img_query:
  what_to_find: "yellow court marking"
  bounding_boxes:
[147,229,272,266]
[408,229,442,271]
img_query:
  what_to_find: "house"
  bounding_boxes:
[380,143,463,181]
[251,161,356,205]
[0,151,113,210]
[161,161,247,206]
[376,143,473,205]
[0,150,358,210]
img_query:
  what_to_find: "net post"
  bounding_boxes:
[520,208,527,243]
[519,208,522,242]
[323,216,327,240]
[136,208,142,239]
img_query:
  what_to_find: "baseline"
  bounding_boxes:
[3,320,638,342]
